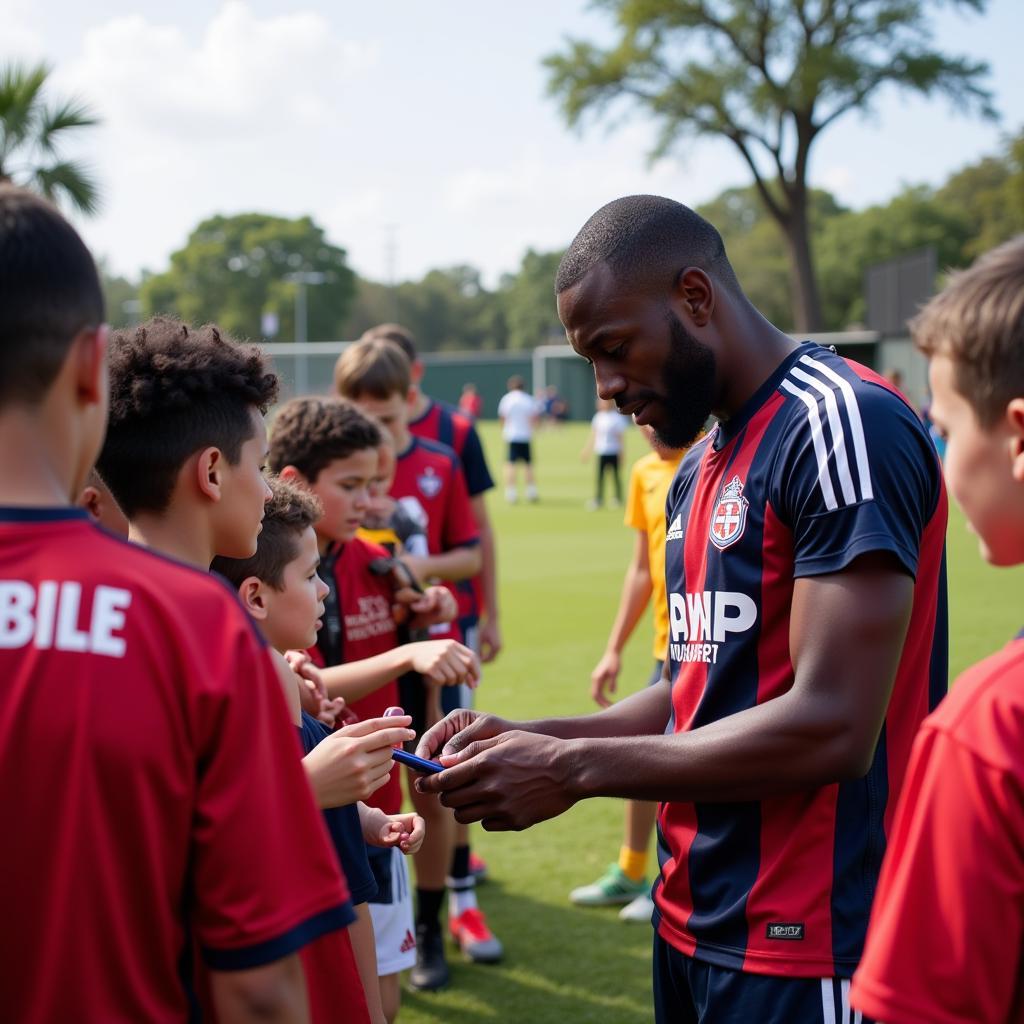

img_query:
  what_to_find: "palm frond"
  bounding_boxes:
[31,160,102,216]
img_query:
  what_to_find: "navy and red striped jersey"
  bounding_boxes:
[656,343,948,979]
[409,398,493,624]
[311,536,403,815]
[391,436,480,637]
[0,509,352,1024]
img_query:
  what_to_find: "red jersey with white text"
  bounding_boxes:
[852,632,1024,1023]
[0,509,353,1024]
[409,399,493,624]
[391,435,480,637]
[311,536,403,814]
[657,344,948,978]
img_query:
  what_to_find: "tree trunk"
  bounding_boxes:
[781,205,824,333]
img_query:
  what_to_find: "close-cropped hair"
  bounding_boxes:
[555,194,740,298]
[268,395,382,482]
[333,336,412,400]
[97,317,278,517]
[912,235,1024,428]
[0,185,104,406]
[360,323,418,363]
[211,476,322,591]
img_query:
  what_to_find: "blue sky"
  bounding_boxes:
[3,0,1022,285]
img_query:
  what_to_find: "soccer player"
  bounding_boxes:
[267,394,478,1010]
[335,337,492,990]
[212,476,428,1024]
[570,425,685,921]
[355,324,502,954]
[851,237,1024,1023]
[580,397,630,510]
[498,374,540,503]
[0,188,350,1022]
[416,195,948,1023]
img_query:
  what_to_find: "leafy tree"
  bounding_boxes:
[935,128,1024,260]
[0,62,100,214]
[545,0,993,330]
[498,248,566,350]
[141,213,356,341]
[97,261,142,329]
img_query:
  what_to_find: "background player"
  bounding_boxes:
[580,397,630,510]
[851,237,1024,1024]
[417,195,948,1023]
[498,374,540,503]
[0,186,349,1023]
[570,424,684,921]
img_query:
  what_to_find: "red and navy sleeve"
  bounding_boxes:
[190,609,353,970]
[442,455,481,551]
[772,354,942,580]
[456,422,494,497]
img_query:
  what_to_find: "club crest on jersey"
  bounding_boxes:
[710,475,749,550]
[417,467,442,499]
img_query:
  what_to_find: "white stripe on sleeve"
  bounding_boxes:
[780,378,839,511]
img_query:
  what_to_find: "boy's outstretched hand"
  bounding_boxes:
[359,805,426,856]
[303,715,414,809]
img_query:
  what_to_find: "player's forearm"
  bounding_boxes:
[518,679,672,741]
[412,545,481,583]
[604,562,652,655]
[567,687,874,804]
[479,519,498,621]
[320,648,408,702]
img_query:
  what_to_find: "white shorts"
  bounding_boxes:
[367,846,416,976]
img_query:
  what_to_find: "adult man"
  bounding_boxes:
[418,195,947,1022]
[498,375,540,503]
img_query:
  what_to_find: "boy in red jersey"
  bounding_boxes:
[335,339,497,989]
[0,187,345,1022]
[213,477,428,1024]
[97,317,410,1024]
[418,195,948,1023]
[268,395,478,1018]
[354,325,503,959]
[852,238,1024,1024]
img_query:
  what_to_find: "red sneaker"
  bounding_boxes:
[449,907,504,963]
[468,851,489,882]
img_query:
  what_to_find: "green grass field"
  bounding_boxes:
[400,420,1023,1024]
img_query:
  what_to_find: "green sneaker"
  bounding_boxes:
[569,864,648,907]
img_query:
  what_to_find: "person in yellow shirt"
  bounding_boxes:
[569,424,687,922]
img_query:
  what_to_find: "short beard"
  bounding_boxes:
[654,312,716,449]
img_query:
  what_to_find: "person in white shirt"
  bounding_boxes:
[497,375,540,503]
[581,398,630,509]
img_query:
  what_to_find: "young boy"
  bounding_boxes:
[212,477,427,1024]
[268,394,478,1016]
[580,397,630,510]
[0,186,342,1023]
[851,237,1024,1023]
[96,316,404,1024]
[333,339,492,990]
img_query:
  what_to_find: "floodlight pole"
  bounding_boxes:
[284,270,327,394]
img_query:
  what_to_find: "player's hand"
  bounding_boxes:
[303,715,413,808]
[590,651,621,708]
[479,618,502,663]
[316,696,349,729]
[414,708,514,761]
[402,585,458,631]
[416,730,577,831]
[407,640,479,689]
[362,809,426,855]
[286,650,328,714]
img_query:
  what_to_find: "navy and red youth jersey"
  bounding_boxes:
[409,399,492,624]
[0,510,352,1024]
[391,435,480,635]
[311,536,403,814]
[656,343,948,978]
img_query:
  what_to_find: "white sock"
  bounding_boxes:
[447,878,478,917]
